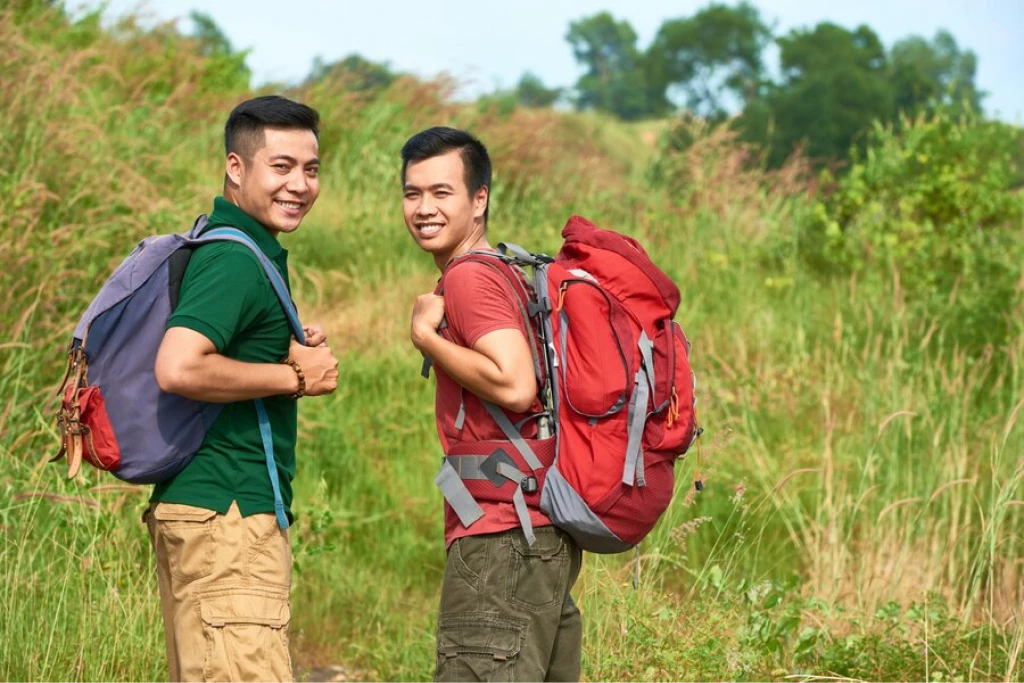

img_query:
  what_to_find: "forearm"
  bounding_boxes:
[157,353,299,403]
[418,333,526,410]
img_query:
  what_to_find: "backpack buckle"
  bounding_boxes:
[480,449,538,494]
[479,448,517,488]
[528,300,550,317]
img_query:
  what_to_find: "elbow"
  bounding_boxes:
[154,360,188,396]
[497,379,538,414]
[504,393,536,415]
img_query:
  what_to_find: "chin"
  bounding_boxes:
[273,221,303,234]
[421,241,451,255]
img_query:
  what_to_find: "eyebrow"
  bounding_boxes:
[268,154,320,166]
[403,182,455,191]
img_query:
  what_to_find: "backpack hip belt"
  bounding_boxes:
[435,436,556,545]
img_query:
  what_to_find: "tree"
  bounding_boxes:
[187,11,251,90]
[188,11,234,57]
[566,12,666,120]
[647,1,772,120]
[737,22,893,167]
[890,30,983,117]
[515,72,561,108]
[305,54,396,92]
[475,73,561,116]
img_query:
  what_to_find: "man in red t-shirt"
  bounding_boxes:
[403,127,583,682]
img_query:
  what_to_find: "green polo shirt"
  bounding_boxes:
[151,197,298,520]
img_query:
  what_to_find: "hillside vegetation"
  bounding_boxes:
[1,5,1022,681]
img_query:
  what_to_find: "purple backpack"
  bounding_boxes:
[54,215,303,529]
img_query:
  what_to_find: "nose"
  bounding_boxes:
[415,195,437,216]
[286,169,309,194]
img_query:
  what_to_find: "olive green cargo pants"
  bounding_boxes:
[435,526,583,682]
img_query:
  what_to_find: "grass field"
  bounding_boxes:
[1,5,1023,681]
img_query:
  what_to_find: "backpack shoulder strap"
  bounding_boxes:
[422,250,532,379]
[440,250,533,305]
[440,251,543,379]
[188,223,300,533]
[189,227,305,345]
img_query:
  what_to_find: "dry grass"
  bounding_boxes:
[301,271,438,356]
[2,5,1023,681]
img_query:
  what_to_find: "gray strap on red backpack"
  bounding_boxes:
[434,460,484,528]
[439,454,538,545]
[623,332,656,488]
[481,401,544,472]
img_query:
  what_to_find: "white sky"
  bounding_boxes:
[85,0,1023,122]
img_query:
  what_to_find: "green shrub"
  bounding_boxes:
[804,106,1024,346]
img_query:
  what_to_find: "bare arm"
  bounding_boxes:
[411,294,537,413]
[155,327,338,402]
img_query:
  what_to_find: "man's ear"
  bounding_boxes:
[473,185,489,220]
[225,152,244,188]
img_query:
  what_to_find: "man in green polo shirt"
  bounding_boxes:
[148,95,339,682]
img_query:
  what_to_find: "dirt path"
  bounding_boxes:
[298,664,360,682]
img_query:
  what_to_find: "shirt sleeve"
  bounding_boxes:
[442,261,525,349]
[167,244,269,352]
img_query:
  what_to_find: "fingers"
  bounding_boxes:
[302,324,328,348]
[301,347,340,396]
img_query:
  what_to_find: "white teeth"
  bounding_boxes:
[419,224,442,236]
[277,201,302,210]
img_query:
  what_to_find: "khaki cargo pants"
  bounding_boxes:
[145,501,293,682]
[436,526,583,682]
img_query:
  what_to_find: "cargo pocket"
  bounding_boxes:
[152,503,217,582]
[245,512,291,587]
[505,531,568,611]
[435,612,524,682]
[449,535,490,590]
[199,586,292,682]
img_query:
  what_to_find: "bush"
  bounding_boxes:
[803,106,1024,346]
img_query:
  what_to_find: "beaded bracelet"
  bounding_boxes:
[284,359,305,399]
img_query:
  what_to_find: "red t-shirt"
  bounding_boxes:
[435,258,551,547]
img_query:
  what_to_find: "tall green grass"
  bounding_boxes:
[2,5,1023,681]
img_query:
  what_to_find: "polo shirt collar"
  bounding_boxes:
[206,196,283,259]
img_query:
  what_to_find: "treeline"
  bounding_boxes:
[296,3,996,171]
[43,0,1017,176]
[556,6,985,168]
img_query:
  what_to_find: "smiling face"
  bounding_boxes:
[402,150,489,269]
[225,126,320,237]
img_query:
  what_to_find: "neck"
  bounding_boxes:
[221,189,279,239]
[434,225,489,271]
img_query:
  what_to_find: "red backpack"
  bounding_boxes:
[431,215,700,553]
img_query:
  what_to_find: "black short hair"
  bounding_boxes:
[401,127,492,222]
[224,95,320,164]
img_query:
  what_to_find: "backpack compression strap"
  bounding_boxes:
[190,226,305,531]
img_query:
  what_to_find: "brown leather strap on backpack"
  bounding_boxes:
[52,346,87,479]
